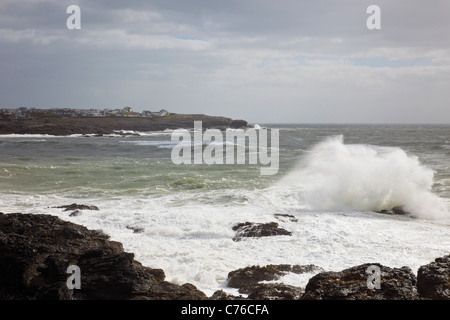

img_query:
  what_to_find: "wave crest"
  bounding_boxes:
[277,135,449,221]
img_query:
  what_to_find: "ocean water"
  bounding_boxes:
[0,124,449,296]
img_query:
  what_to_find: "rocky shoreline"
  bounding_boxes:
[0,210,448,300]
[0,113,248,136]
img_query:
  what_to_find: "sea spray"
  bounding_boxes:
[277,135,450,221]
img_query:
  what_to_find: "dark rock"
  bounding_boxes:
[232,222,292,241]
[0,212,207,300]
[274,213,298,222]
[228,265,289,288]
[246,284,304,300]
[53,203,100,211]
[376,206,409,216]
[302,263,418,300]
[227,264,322,289]
[69,210,81,217]
[126,225,145,234]
[226,264,321,300]
[211,290,246,300]
[417,255,450,300]
[291,265,324,274]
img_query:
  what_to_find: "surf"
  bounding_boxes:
[276,135,450,221]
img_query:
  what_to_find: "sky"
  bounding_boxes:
[1,0,449,124]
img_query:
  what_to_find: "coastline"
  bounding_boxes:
[0,113,248,136]
[0,211,448,300]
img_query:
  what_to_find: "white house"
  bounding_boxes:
[151,109,169,117]
[141,110,153,117]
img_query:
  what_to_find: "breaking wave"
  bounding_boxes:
[277,135,450,221]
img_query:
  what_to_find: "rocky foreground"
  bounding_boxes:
[0,211,449,300]
[0,212,206,300]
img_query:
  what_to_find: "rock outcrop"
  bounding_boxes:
[0,212,207,300]
[301,263,419,300]
[232,222,292,241]
[376,206,409,216]
[1,212,448,300]
[227,264,322,289]
[417,255,450,300]
[245,284,304,300]
[221,258,450,300]
[225,264,322,300]
[53,203,100,211]
[211,290,246,300]
[274,213,298,222]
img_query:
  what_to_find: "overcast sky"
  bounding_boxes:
[1,0,449,123]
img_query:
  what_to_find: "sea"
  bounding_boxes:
[0,124,449,297]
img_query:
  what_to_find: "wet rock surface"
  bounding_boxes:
[1,212,448,300]
[53,203,100,211]
[227,264,322,289]
[301,263,419,300]
[225,264,322,300]
[245,284,305,300]
[232,222,292,241]
[211,290,246,300]
[417,255,450,300]
[376,206,409,215]
[0,212,207,300]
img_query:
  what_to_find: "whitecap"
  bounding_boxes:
[275,135,450,221]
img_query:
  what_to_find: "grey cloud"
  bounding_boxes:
[0,0,449,123]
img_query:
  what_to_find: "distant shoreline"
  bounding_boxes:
[0,113,248,136]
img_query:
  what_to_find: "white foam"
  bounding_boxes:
[112,129,174,137]
[1,134,449,295]
[2,192,450,296]
[0,134,55,138]
[276,135,450,221]
[120,140,179,148]
[0,133,107,138]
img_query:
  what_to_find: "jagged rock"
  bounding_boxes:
[232,222,292,241]
[0,212,207,300]
[376,206,409,215]
[211,290,246,300]
[69,210,81,217]
[228,265,288,288]
[227,264,322,289]
[226,264,321,300]
[302,263,418,300]
[246,284,304,300]
[417,255,450,300]
[53,203,100,211]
